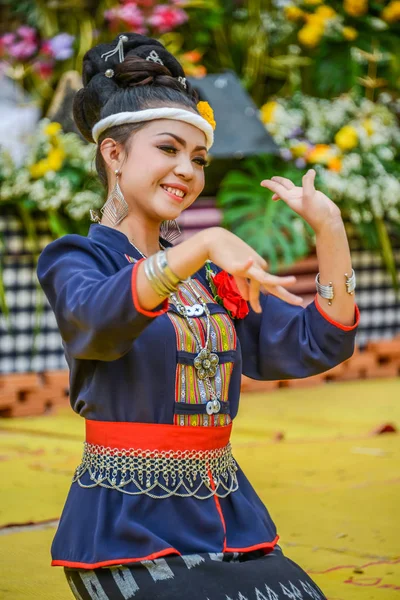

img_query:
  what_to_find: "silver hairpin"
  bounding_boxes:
[146,50,164,65]
[177,76,187,89]
[101,35,128,63]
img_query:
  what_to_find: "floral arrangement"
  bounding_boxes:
[205,263,249,319]
[260,93,400,227]
[0,119,103,235]
[0,26,75,83]
[104,0,189,34]
[284,0,400,49]
[260,91,400,285]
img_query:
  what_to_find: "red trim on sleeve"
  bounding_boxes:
[52,547,180,569]
[131,258,169,317]
[225,535,280,553]
[314,293,360,331]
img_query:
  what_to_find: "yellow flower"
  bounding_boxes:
[284,5,305,20]
[260,101,278,124]
[29,160,49,179]
[197,101,216,130]
[362,118,374,136]
[343,26,358,40]
[335,125,358,151]
[47,147,65,171]
[44,122,62,137]
[291,142,309,158]
[298,24,324,47]
[381,0,400,22]
[315,5,337,18]
[306,144,334,164]
[343,0,368,18]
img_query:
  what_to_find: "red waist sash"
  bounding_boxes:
[85,420,232,451]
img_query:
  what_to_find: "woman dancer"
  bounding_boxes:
[37,33,360,600]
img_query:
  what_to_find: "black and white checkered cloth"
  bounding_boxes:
[0,215,67,373]
[0,214,399,373]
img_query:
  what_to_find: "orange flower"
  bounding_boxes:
[306,144,335,164]
[197,101,216,130]
[328,157,342,172]
[182,50,202,63]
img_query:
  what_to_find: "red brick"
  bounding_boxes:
[346,353,377,371]
[0,390,17,409]
[364,364,399,379]
[0,373,40,392]
[365,340,400,359]
[240,376,279,393]
[285,373,327,388]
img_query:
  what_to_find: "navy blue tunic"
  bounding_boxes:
[37,223,360,569]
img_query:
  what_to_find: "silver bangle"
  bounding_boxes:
[155,252,181,293]
[345,269,356,294]
[315,273,334,305]
[144,255,171,297]
[143,252,183,298]
[315,268,356,306]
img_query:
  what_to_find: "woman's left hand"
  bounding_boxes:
[260,169,342,233]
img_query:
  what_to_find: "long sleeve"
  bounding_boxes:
[37,234,168,361]
[235,290,360,381]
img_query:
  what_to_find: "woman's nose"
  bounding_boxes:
[174,155,194,180]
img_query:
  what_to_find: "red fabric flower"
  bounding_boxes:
[212,271,249,319]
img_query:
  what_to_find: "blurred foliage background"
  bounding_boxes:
[0,0,400,289]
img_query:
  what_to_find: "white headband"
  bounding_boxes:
[92,107,214,150]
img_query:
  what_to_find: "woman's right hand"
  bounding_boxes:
[204,227,303,313]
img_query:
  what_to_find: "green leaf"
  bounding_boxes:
[217,155,311,269]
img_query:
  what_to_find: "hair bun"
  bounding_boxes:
[81,33,185,85]
[73,33,193,143]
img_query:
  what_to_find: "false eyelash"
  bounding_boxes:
[158,146,209,167]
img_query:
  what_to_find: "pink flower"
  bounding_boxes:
[40,40,53,57]
[16,26,37,42]
[130,0,155,6]
[105,3,147,33]
[1,33,16,46]
[148,5,188,32]
[33,60,54,79]
[8,40,37,60]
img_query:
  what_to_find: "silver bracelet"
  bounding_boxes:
[315,268,356,306]
[144,255,170,297]
[143,252,183,298]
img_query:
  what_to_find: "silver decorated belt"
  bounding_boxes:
[73,440,239,499]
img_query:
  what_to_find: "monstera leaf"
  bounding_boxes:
[216,155,313,273]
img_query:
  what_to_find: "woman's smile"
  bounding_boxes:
[160,184,187,204]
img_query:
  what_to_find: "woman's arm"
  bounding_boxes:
[135,227,303,313]
[314,215,355,327]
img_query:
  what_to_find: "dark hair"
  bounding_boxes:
[73,33,200,189]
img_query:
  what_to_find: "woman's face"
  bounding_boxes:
[104,117,208,224]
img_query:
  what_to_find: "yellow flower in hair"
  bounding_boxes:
[197,101,216,130]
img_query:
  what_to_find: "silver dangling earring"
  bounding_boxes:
[160,219,182,243]
[100,169,129,226]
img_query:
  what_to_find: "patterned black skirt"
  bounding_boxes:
[64,546,327,600]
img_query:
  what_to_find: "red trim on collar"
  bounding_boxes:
[131,258,169,317]
[314,294,360,331]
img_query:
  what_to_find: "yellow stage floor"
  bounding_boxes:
[0,377,399,599]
